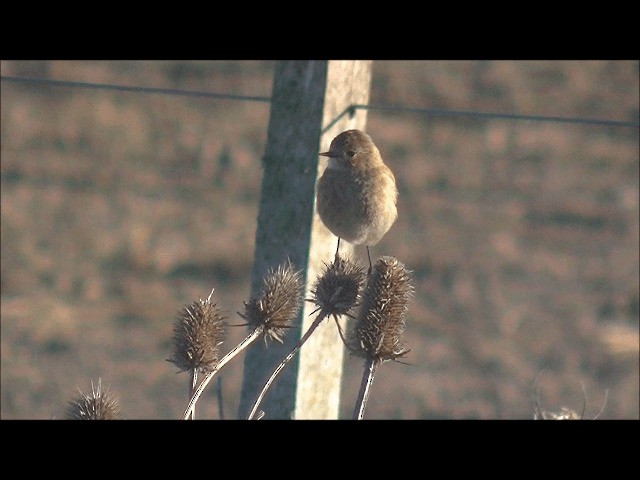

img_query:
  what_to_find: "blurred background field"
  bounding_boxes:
[1,60,638,419]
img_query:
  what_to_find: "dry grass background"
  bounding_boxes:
[1,60,638,419]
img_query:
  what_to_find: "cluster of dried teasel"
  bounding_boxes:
[64,256,610,420]
[66,254,414,420]
[175,254,414,420]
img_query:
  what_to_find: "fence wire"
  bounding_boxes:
[2,75,638,129]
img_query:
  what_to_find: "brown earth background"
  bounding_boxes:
[1,60,638,419]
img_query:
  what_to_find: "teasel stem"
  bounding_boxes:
[183,327,262,420]
[189,370,198,420]
[216,377,224,420]
[353,357,380,420]
[247,312,328,420]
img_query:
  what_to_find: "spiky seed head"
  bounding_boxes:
[533,407,584,420]
[168,290,227,373]
[348,256,413,362]
[66,379,122,420]
[309,254,364,320]
[239,260,304,344]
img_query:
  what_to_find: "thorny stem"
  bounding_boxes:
[189,370,198,420]
[353,357,380,420]
[333,316,350,348]
[247,312,329,420]
[216,377,224,420]
[183,328,262,420]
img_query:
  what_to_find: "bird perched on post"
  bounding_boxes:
[316,129,398,272]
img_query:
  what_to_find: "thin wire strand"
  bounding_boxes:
[0,75,271,103]
[2,75,638,129]
[353,104,640,129]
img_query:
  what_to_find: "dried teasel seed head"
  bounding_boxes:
[309,254,364,320]
[168,289,227,373]
[66,379,122,420]
[533,407,584,420]
[348,256,413,362]
[532,377,608,420]
[239,260,304,344]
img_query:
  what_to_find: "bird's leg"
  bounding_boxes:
[334,238,341,261]
[366,246,372,276]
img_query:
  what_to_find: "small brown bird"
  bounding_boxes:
[317,129,398,272]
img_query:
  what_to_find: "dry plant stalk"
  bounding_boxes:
[347,256,413,420]
[66,378,122,420]
[247,254,364,420]
[181,260,303,420]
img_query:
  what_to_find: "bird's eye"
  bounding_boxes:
[347,150,356,157]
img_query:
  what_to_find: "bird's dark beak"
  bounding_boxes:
[319,150,337,157]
